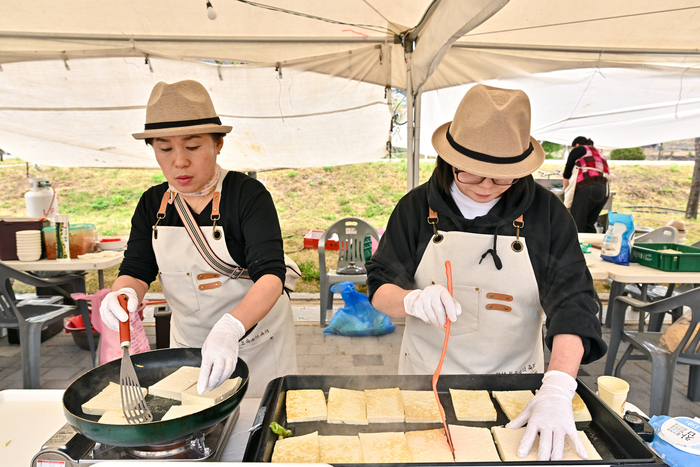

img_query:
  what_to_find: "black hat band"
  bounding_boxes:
[446,125,533,164]
[144,116,222,131]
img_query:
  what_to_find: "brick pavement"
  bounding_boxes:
[1,297,699,419]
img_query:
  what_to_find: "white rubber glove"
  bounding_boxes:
[197,313,245,394]
[506,370,588,461]
[403,284,462,328]
[99,287,139,331]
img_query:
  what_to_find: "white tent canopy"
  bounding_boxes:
[1,0,700,175]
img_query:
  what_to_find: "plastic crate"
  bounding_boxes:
[631,242,700,272]
[303,230,339,250]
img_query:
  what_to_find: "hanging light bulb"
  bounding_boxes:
[206,1,217,20]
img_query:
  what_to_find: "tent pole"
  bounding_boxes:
[406,52,416,191]
[412,90,422,189]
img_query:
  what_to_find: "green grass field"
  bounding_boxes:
[2,159,698,294]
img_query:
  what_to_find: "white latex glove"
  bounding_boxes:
[99,287,139,331]
[403,284,462,328]
[197,313,245,394]
[506,370,588,461]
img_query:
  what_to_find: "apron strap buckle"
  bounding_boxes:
[428,207,443,243]
[511,214,524,253]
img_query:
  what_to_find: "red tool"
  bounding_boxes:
[432,260,454,453]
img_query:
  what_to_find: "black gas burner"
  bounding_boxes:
[32,407,238,466]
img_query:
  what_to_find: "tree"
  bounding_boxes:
[685,137,700,219]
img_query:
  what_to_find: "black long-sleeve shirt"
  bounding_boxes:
[366,173,607,365]
[119,171,286,286]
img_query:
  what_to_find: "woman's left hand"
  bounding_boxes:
[506,370,588,461]
[197,314,246,394]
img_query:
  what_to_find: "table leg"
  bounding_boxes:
[604,280,626,327]
[98,270,104,290]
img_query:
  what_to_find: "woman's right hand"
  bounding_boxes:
[99,287,139,331]
[403,284,462,328]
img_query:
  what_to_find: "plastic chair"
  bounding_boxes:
[633,225,678,243]
[318,218,380,326]
[621,230,690,330]
[604,288,700,416]
[0,260,97,388]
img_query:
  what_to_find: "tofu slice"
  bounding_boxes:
[181,377,241,407]
[358,432,411,463]
[271,431,320,463]
[449,425,500,462]
[449,389,497,422]
[98,410,129,425]
[401,390,444,423]
[148,366,200,401]
[405,428,454,463]
[365,387,404,423]
[82,382,147,416]
[533,388,592,423]
[573,392,592,422]
[491,426,602,461]
[492,390,534,421]
[327,387,368,425]
[286,389,327,423]
[161,404,209,421]
[319,435,364,463]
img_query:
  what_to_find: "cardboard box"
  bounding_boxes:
[303,230,339,250]
[0,217,49,261]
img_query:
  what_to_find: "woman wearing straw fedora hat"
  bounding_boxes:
[367,85,606,461]
[99,80,296,398]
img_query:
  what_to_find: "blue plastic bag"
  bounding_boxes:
[601,212,635,265]
[647,415,700,467]
[323,281,396,336]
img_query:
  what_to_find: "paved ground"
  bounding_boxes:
[1,295,699,419]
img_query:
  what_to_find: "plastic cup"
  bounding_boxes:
[597,375,630,416]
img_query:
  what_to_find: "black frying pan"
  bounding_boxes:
[63,347,248,447]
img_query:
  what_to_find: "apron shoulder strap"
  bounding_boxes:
[172,193,250,280]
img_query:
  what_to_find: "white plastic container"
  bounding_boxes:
[24,177,59,219]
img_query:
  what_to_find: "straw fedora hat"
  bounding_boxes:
[132,80,232,140]
[431,84,544,179]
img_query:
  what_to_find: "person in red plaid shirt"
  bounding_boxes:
[563,136,610,233]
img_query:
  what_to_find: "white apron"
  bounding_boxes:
[399,220,545,375]
[153,173,297,397]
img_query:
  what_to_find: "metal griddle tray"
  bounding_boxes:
[243,374,667,466]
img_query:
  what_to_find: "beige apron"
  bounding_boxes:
[399,222,545,375]
[153,173,296,397]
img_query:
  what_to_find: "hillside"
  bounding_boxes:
[1,159,698,293]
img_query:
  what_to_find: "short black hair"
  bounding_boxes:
[571,136,593,146]
[434,156,455,194]
[145,133,226,146]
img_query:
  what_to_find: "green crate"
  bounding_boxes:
[631,243,700,272]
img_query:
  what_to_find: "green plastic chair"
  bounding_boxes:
[318,218,380,327]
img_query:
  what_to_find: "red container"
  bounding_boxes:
[303,230,339,250]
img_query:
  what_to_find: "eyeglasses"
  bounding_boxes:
[454,169,519,186]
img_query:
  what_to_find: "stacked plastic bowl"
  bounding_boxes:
[16,230,42,261]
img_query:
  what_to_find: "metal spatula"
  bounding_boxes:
[118,294,153,424]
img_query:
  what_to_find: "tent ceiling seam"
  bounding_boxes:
[0,32,389,43]
[452,42,700,57]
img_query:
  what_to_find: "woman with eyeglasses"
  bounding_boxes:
[366,85,605,462]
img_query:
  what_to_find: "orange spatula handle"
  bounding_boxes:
[431,260,454,453]
[118,294,131,349]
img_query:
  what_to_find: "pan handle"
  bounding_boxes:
[118,294,131,349]
[248,406,267,434]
